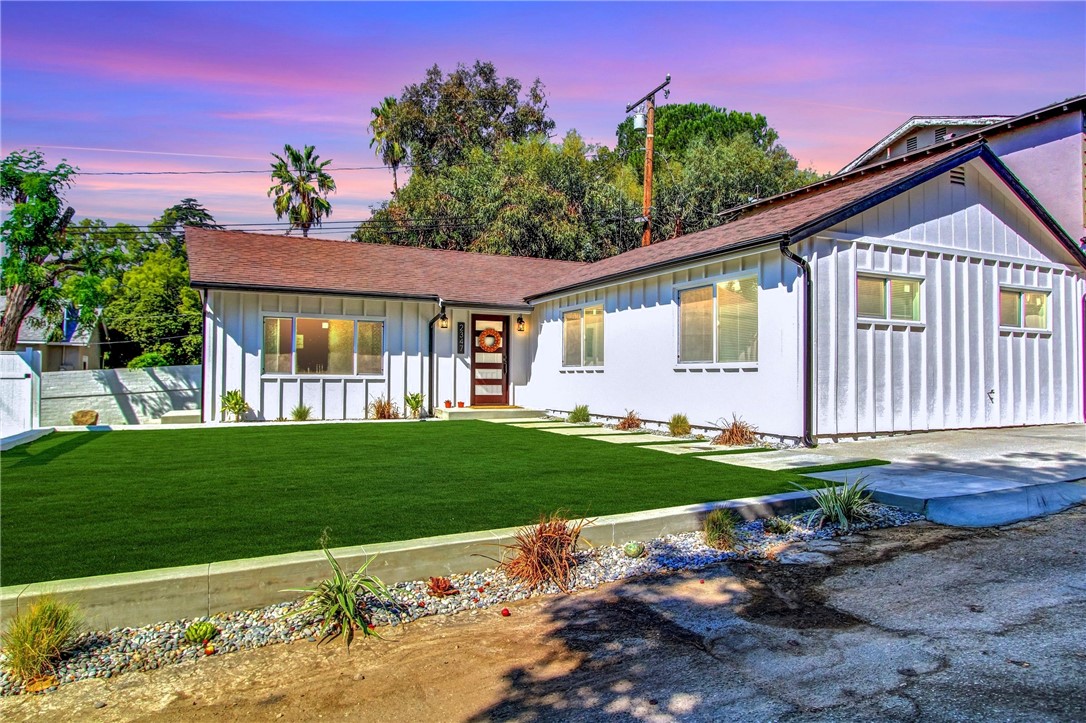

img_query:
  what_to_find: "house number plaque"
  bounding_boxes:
[457,322,466,354]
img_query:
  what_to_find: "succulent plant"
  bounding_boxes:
[426,576,460,598]
[623,541,646,558]
[184,621,218,645]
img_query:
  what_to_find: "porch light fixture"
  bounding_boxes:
[516,315,525,332]
[438,311,449,329]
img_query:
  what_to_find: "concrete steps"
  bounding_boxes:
[434,407,548,421]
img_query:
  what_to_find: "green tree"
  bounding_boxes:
[0,150,121,351]
[615,103,779,182]
[268,144,336,237]
[354,132,640,261]
[148,198,222,258]
[388,61,555,172]
[103,246,203,365]
[369,97,406,194]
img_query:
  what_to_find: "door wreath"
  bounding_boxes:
[477,328,503,353]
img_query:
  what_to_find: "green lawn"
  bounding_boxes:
[2,421,824,585]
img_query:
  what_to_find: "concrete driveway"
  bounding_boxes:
[809,424,1086,526]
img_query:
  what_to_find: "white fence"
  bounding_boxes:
[40,365,201,426]
[0,348,41,438]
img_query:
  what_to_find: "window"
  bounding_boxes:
[263,317,384,375]
[562,305,604,367]
[857,276,922,322]
[1000,289,1049,330]
[678,275,758,363]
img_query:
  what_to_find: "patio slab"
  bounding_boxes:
[638,443,728,455]
[539,426,632,436]
[487,418,565,425]
[701,450,868,470]
[508,422,583,428]
[580,434,667,444]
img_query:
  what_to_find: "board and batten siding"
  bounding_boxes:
[519,248,806,437]
[202,290,533,422]
[809,159,1085,436]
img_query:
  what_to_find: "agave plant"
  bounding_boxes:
[792,477,875,532]
[286,546,397,650]
[184,621,218,645]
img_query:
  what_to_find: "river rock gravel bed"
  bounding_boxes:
[0,504,920,696]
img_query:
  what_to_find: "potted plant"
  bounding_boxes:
[457,401,465,408]
[444,400,452,409]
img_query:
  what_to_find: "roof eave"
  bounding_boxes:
[190,280,536,311]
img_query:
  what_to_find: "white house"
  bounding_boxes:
[187,140,1086,443]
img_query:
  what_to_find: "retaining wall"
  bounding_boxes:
[0,491,815,631]
[40,365,201,426]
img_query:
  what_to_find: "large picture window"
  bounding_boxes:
[678,276,758,363]
[562,305,604,367]
[857,275,922,322]
[262,317,384,375]
[1000,288,1049,330]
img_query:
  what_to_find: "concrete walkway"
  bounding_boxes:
[805,424,1086,527]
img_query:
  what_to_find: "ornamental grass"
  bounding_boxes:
[501,513,589,593]
[712,414,758,446]
[1,594,81,683]
[616,409,643,431]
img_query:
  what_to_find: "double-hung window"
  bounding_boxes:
[262,317,385,375]
[857,275,922,322]
[999,288,1049,330]
[678,275,758,364]
[562,305,604,367]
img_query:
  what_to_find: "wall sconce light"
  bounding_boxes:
[516,315,525,332]
[438,311,449,329]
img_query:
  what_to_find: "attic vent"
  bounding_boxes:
[950,168,966,186]
[906,136,918,153]
[934,126,947,143]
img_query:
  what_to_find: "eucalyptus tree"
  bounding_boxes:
[267,144,337,237]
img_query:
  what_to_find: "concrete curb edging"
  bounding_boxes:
[0,490,816,631]
[0,427,54,451]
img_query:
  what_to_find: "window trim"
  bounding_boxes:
[261,313,386,378]
[998,285,1052,333]
[674,269,760,368]
[559,302,605,369]
[856,272,926,325]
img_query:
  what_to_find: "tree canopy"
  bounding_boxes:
[0,150,122,351]
[148,198,223,258]
[384,60,555,173]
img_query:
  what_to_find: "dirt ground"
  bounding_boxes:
[4,507,1085,722]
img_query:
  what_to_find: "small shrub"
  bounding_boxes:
[127,351,170,369]
[763,516,793,535]
[404,392,425,419]
[501,513,588,593]
[0,595,81,683]
[184,621,218,645]
[712,414,758,446]
[290,404,313,422]
[704,508,740,551]
[70,409,99,426]
[368,396,400,420]
[668,413,692,437]
[615,409,642,431]
[220,389,249,422]
[286,544,396,650]
[426,576,459,598]
[567,404,590,424]
[794,477,875,532]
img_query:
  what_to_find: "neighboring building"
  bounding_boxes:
[188,140,1086,441]
[839,95,1086,243]
[0,299,103,371]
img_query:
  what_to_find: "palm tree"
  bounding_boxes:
[369,96,406,194]
[267,144,336,237]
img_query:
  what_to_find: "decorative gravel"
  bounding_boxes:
[0,503,920,696]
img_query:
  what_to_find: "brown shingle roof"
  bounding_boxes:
[188,142,996,307]
[186,229,586,309]
[533,142,981,298]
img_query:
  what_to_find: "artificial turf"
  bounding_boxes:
[2,421,825,585]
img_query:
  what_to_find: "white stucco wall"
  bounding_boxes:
[519,249,806,437]
[811,159,1085,436]
[201,290,533,422]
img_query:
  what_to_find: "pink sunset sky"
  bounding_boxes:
[2,1,1083,235]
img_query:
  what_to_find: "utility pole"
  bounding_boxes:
[626,74,670,247]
